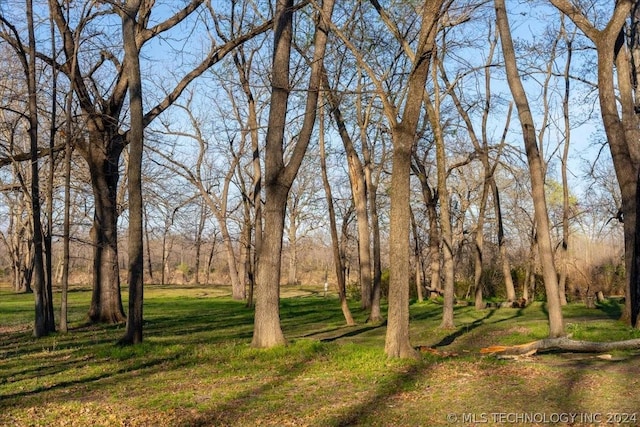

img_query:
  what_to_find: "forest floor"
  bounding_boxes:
[1,283,640,426]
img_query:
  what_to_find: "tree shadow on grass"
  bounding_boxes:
[489,351,640,417]
[433,308,498,348]
[318,321,387,343]
[174,345,329,427]
[0,350,185,404]
[323,362,423,427]
[595,299,623,319]
[429,305,531,349]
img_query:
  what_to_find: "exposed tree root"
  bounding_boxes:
[481,337,640,357]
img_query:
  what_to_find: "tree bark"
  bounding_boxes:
[319,104,355,326]
[83,132,126,323]
[120,0,145,345]
[549,0,638,327]
[482,336,640,356]
[253,186,288,347]
[427,94,455,329]
[356,83,383,320]
[45,8,57,332]
[231,45,262,308]
[386,129,418,357]
[411,208,424,303]
[366,156,383,321]
[559,22,573,306]
[495,0,564,337]
[25,0,55,337]
[384,0,444,358]
[412,157,441,298]
[194,200,207,285]
[492,178,517,302]
[252,0,336,348]
[59,19,79,332]
[286,194,300,287]
[322,69,372,310]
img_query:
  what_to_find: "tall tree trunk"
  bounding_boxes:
[366,162,383,321]
[220,222,244,299]
[613,5,640,326]
[496,0,564,337]
[474,183,489,310]
[558,21,573,306]
[319,104,355,326]
[45,9,57,331]
[427,188,441,297]
[323,73,373,310]
[253,187,288,347]
[412,156,441,298]
[232,46,262,308]
[59,22,78,332]
[386,133,416,356]
[244,209,255,308]
[252,0,336,348]
[239,198,251,297]
[60,136,72,332]
[492,179,516,302]
[357,73,383,321]
[384,0,443,358]
[120,0,145,345]
[550,0,639,326]
[427,94,455,329]
[252,0,295,347]
[368,184,383,321]
[26,0,55,337]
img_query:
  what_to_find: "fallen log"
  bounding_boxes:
[480,336,640,356]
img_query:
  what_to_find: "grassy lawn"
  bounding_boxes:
[1,284,640,426]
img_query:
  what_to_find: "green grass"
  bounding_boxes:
[1,285,640,426]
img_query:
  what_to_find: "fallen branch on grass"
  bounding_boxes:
[480,336,640,356]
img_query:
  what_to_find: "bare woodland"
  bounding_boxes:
[0,0,639,357]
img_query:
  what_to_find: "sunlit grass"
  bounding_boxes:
[1,285,640,426]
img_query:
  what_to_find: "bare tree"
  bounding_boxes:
[1,0,56,336]
[322,69,373,310]
[319,102,355,325]
[365,0,446,357]
[0,103,35,294]
[495,0,564,337]
[412,149,442,299]
[119,0,145,345]
[285,162,322,286]
[548,0,639,327]
[438,23,515,308]
[152,91,245,300]
[228,38,265,307]
[46,0,272,323]
[425,55,456,329]
[251,0,336,348]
